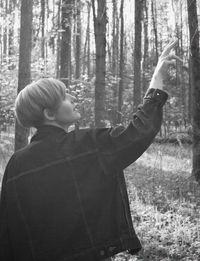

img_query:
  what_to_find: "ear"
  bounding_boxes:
[43,108,56,121]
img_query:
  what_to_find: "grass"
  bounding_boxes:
[114,143,200,261]
[0,133,200,260]
[0,129,14,184]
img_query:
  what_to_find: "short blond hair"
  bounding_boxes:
[15,78,66,128]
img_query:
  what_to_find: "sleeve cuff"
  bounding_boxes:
[144,88,168,106]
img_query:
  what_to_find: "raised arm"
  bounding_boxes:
[94,40,181,170]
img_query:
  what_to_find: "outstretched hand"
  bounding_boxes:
[149,39,183,90]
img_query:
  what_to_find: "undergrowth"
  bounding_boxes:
[114,143,200,261]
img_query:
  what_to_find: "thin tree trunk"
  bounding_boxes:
[112,0,118,125]
[87,2,91,79]
[83,1,91,78]
[56,0,61,78]
[75,0,81,79]
[151,0,158,63]
[133,0,143,111]
[117,0,124,124]
[92,0,107,127]
[41,0,45,59]
[187,0,200,182]
[112,0,118,76]
[15,0,32,151]
[141,0,148,96]
[60,0,73,87]
[8,0,14,69]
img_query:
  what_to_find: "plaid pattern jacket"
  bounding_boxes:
[0,88,168,261]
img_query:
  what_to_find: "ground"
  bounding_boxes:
[114,143,200,261]
[0,133,200,261]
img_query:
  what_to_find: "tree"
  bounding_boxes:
[187,0,200,182]
[117,0,124,124]
[91,0,107,127]
[41,0,45,59]
[133,0,143,111]
[141,0,148,95]
[151,0,158,63]
[56,0,62,78]
[83,1,91,78]
[60,0,73,87]
[75,0,81,80]
[111,0,119,125]
[15,0,33,151]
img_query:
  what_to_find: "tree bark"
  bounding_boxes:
[112,0,119,125]
[60,0,73,87]
[83,1,91,78]
[133,0,143,111]
[112,0,118,76]
[151,0,158,63]
[187,0,200,182]
[117,0,124,124]
[15,0,32,151]
[75,0,81,79]
[41,0,45,59]
[92,0,107,127]
[141,0,148,96]
[56,0,61,78]
[87,1,91,79]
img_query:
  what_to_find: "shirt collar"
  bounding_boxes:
[31,125,67,142]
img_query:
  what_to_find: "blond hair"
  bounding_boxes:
[15,78,66,128]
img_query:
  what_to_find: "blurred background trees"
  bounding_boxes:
[0,0,199,142]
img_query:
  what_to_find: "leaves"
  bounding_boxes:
[113,143,200,260]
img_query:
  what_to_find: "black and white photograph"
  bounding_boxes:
[0,0,200,260]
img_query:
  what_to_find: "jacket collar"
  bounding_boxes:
[31,125,67,142]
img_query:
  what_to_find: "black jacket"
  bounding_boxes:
[0,88,168,261]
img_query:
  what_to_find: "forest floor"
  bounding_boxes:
[0,132,200,261]
[114,143,200,261]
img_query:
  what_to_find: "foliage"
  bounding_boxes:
[0,57,18,128]
[0,0,195,132]
[114,143,200,260]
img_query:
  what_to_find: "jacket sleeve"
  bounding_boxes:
[94,88,168,170]
[0,162,13,261]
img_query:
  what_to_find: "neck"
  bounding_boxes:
[42,122,69,132]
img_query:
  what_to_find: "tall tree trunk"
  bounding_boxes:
[8,0,15,69]
[3,0,9,63]
[133,0,143,111]
[83,1,91,78]
[75,0,81,79]
[56,0,61,78]
[172,0,184,127]
[87,1,91,79]
[151,0,158,62]
[117,0,124,124]
[141,0,148,96]
[112,0,119,125]
[112,0,118,76]
[41,0,45,59]
[92,0,107,127]
[60,0,73,87]
[187,0,200,182]
[15,0,32,151]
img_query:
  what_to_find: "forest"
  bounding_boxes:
[0,0,200,260]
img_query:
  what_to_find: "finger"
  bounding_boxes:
[161,39,178,56]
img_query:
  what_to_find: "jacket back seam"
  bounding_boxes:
[6,149,98,184]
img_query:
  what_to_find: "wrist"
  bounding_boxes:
[149,74,164,90]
